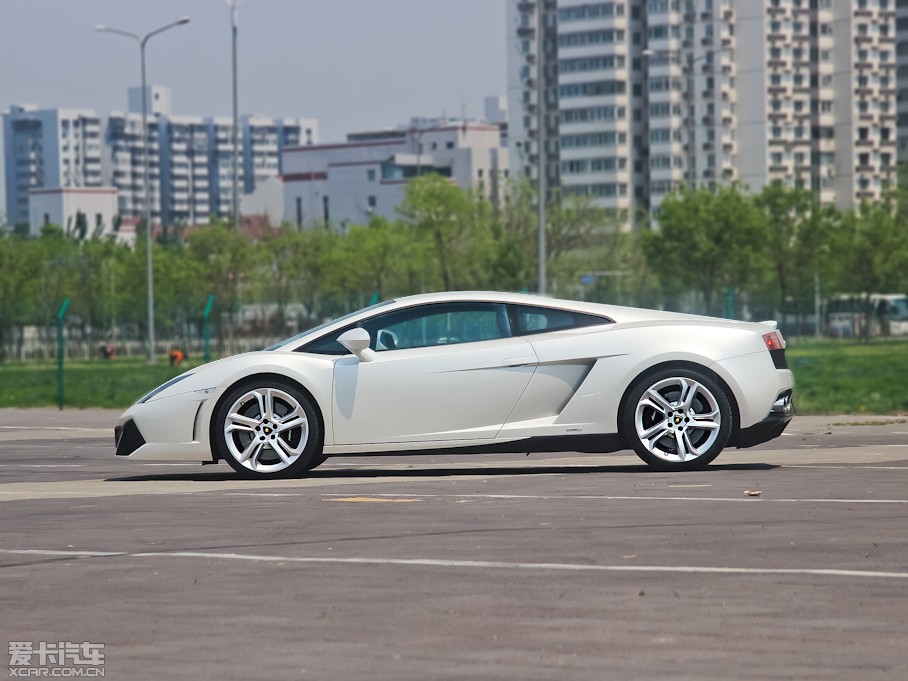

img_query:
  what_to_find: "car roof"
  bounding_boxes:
[271,291,769,352]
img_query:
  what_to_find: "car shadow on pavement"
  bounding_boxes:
[104,462,778,482]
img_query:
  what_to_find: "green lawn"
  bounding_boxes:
[786,338,908,415]
[0,358,189,409]
[0,340,907,414]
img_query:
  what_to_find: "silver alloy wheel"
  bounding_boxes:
[223,387,309,474]
[633,376,722,464]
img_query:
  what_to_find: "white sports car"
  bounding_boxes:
[115,291,795,477]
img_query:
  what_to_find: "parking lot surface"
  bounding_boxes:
[1,410,907,679]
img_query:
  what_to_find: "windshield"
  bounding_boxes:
[891,298,908,320]
[265,300,395,350]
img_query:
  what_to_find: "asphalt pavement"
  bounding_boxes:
[1,410,907,680]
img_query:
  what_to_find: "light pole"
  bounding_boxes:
[535,3,547,294]
[96,16,190,365]
[227,0,242,229]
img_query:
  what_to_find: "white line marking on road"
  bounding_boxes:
[141,463,199,466]
[0,426,106,432]
[0,464,85,468]
[318,492,908,504]
[223,493,306,497]
[785,465,908,471]
[1,548,906,581]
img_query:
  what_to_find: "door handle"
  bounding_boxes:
[502,356,537,368]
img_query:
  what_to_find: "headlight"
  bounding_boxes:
[137,374,194,404]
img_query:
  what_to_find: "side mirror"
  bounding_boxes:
[337,327,376,362]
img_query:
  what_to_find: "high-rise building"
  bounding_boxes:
[3,105,104,227]
[104,111,162,224]
[898,0,908,164]
[4,86,321,230]
[738,0,896,207]
[159,115,211,226]
[242,115,319,194]
[207,116,245,219]
[507,0,560,197]
[506,0,898,224]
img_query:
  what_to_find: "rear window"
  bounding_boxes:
[511,305,612,336]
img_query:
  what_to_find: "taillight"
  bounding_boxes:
[762,331,785,351]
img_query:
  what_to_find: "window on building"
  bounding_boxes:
[367,169,376,182]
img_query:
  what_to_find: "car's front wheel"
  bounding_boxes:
[213,378,322,478]
[622,367,732,471]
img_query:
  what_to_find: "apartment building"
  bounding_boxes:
[281,118,508,229]
[159,115,212,226]
[207,116,245,219]
[507,0,560,194]
[898,0,908,163]
[3,105,104,229]
[507,0,898,222]
[4,86,320,230]
[738,0,896,206]
[104,111,162,224]
[242,115,319,194]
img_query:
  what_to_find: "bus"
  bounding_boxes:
[826,294,908,337]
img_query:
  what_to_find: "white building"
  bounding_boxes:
[28,187,118,239]
[3,105,104,227]
[4,86,320,230]
[243,115,319,194]
[898,0,908,164]
[103,111,162,224]
[159,115,212,226]
[737,0,896,207]
[506,0,898,222]
[281,119,508,229]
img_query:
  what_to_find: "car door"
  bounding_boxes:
[499,304,617,431]
[330,302,538,445]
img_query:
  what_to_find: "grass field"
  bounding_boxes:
[786,338,908,415]
[0,340,906,414]
[0,357,189,409]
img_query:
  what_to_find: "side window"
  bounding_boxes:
[362,303,511,351]
[298,303,512,355]
[298,326,351,356]
[511,305,612,336]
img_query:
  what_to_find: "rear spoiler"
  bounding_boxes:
[758,320,778,330]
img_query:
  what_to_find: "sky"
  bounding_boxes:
[0,0,507,218]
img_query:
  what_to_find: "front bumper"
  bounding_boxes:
[114,392,217,462]
[114,420,146,457]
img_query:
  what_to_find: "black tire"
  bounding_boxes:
[621,366,732,471]
[213,378,322,479]
[303,454,328,472]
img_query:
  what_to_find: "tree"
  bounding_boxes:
[398,174,492,290]
[643,185,767,316]
[831,194,908,338]
[337,216,414,301]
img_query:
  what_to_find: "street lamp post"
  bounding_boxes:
[96,16,190,365]
[227,0,241,228]
[536,3,547,295]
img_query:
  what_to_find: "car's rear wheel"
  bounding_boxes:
[622,367,732,471]
[213,379,322,478]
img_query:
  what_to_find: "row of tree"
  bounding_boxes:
[2,175,908,359]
